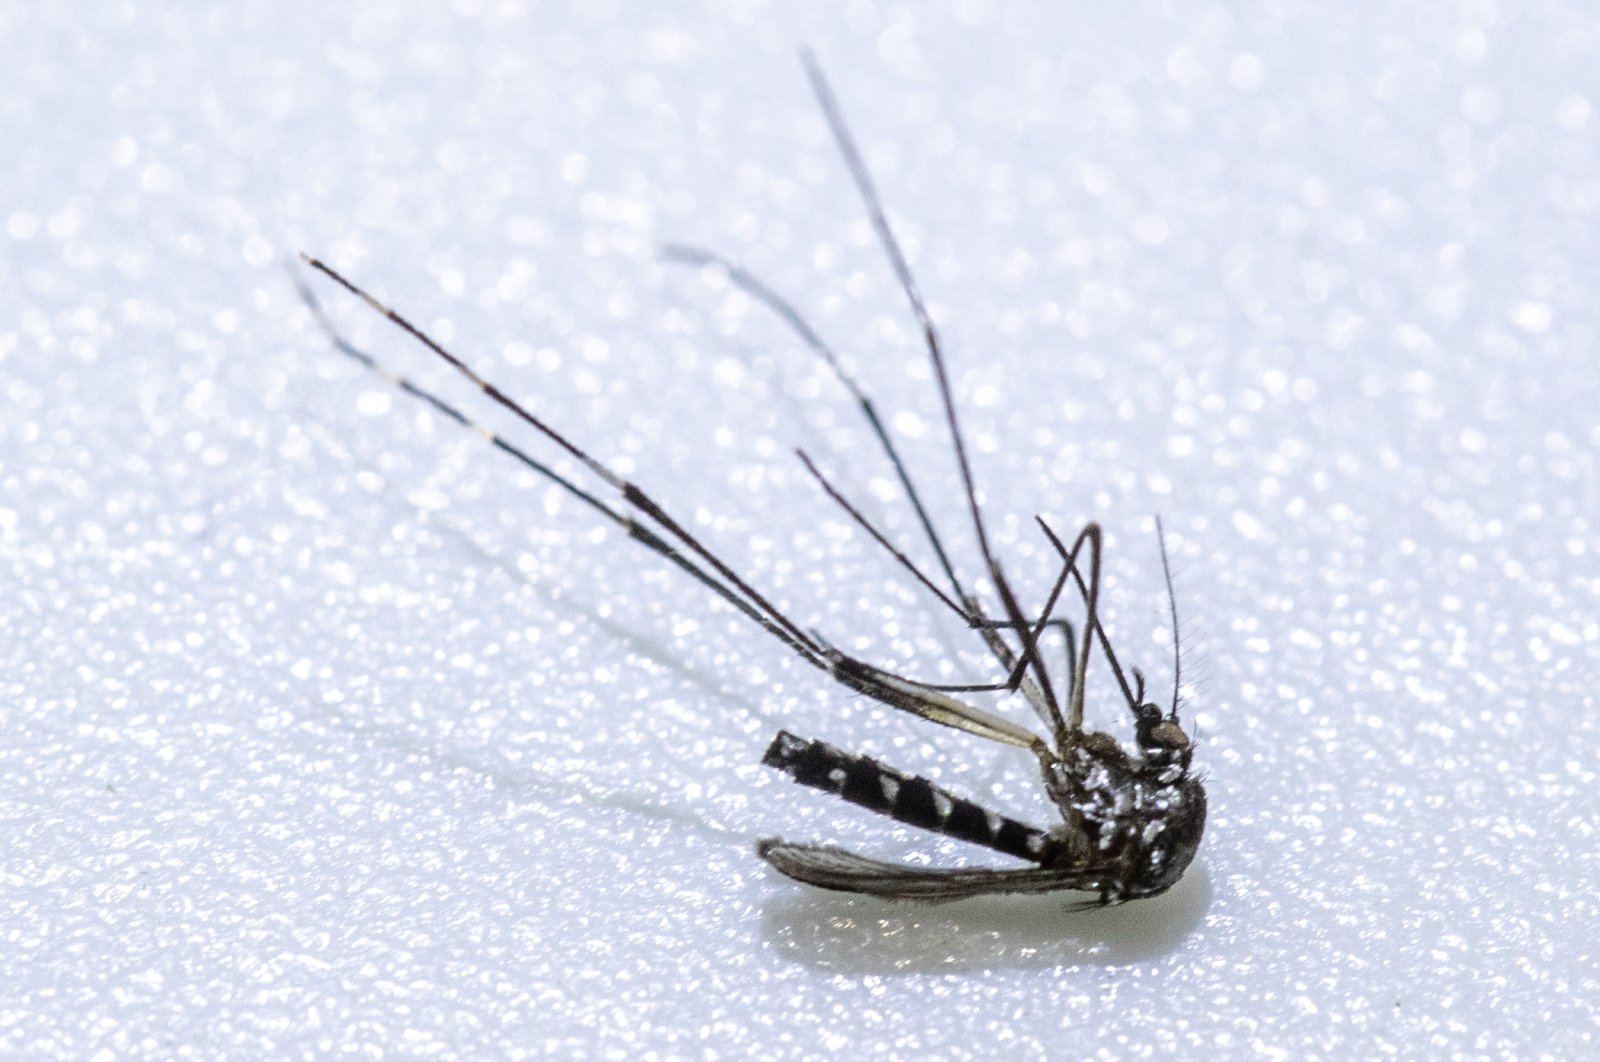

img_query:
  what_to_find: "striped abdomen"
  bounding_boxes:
[761,730,1056,864]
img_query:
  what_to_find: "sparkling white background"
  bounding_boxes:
[3,2,1597,1057]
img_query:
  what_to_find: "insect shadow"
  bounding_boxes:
[297,50,1207,908]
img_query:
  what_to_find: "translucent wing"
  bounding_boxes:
[756,840,1103,900]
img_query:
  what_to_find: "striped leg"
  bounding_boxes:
[762,731,1056,864]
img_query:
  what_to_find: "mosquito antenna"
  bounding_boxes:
[1156,515,1182,721]
[800,52,1005,606]
[663,242,969,612]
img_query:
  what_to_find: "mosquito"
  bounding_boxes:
[296,52,1206,906]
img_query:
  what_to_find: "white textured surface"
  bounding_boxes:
[4,3,1598,1057]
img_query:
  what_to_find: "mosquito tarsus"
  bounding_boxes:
[297,50,1206,906]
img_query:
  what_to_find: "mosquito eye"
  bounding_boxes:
[1145,720,1191,750]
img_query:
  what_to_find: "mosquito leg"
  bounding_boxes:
[796,444,1086,737]
[667,245,1087,706]
[793,448,967,621]
[819,652,1046,751]
[800,52,1008,612]
[794,444,1086,715]
[1047,617,1079,697]
[1035,518,1150,725]
[293,265,618,523]
[802,55,1075,709]
[296,257,833,672]
[298,257,1052,750]
[961,522,1102,745]
[665,248,1040,703]
[985,561,1065,740]
[991,547,1076,678]
[965,610,1081,750]
[1026,520,1109,734]
[662,243,969,613]
[771,463,1088,729]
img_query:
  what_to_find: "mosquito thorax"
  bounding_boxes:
[1074,729,1124,761]
[1032,719,1207,901]
[1123,776,1208,900]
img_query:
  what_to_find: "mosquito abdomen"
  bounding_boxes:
[762,730,1054,864]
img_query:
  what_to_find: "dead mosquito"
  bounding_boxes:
[296,52,1206,906]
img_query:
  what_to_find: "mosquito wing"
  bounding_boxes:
[756,839,1102,900]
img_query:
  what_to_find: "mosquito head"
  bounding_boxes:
[1134,700,1193,769]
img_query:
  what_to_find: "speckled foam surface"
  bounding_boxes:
[3,2,1597,1058]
